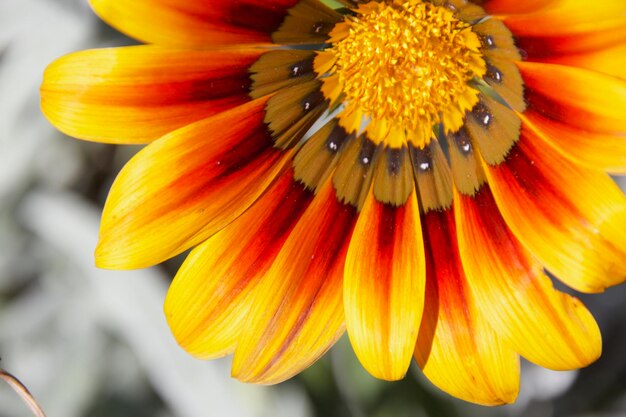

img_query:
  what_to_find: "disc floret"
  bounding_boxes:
[318,0,486,148]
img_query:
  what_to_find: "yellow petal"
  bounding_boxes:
[164,170,313,358]
[415,209,520,406]
[541,42,626,80]
[455,187,602,370]
[521,110,626,173]
[41,46,263,144]
[501,1,626,37]
[96,98,291,269]
[232,181,356,383]
[518,61,626,134]
[89,0,297,47]
[344,191,426,380]
[482,130,626,293]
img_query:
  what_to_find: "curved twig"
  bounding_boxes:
[0,368,47,417]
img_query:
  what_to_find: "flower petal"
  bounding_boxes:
[482,129,626,293]
[455,187,602,370]
[232,181,357,384]
[344,191,426,380]
[89,0,298,47]
[540,42,626,79]
[41,46,263,144]
[519,61,626,134]
[415,209,520,406]
[478,0,560,15]
[164,170,313,358]
[500,1,626,37]
[498,1,626,63]
[521,110,626,173]
[96,98,292,269]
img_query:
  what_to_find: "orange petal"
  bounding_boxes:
[96,98,292,269]
[232,181,357,384]
[164,170,313,359]
[516,25,626,62]
[500,1,626,37]
[89,0,298,47]
[41,46,263,144]
[540,42,626,79]
[479,0,560,15]
[415,209,520,406]
[483,129,626,293]
[455,187,602,370]
[495,1,626,61]
[344,191,426,380]
[521,110,626,173]
[518,61,626,134]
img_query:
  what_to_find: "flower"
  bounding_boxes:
[41,0,626,405]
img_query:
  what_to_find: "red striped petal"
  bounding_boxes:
[516,25,626,61]
[540,42,626,80]
[96,98,292,269]
[521,110,626,173]
[482,128,626,293]
[497,1,626,60]
[232,181,356,383]
[89,0,299,47]
[479,0,560,15]
[164,170,313,359]
[344,191,426,380]
[415,209,520,406]
[519,61,626,134]
[455,187,602,370]
[500,1,626,37]
[41,46,262,144]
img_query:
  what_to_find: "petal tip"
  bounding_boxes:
[94,237,142,270]
[349,342,410,381]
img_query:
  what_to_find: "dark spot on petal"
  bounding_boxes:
[359,138,377,166]
[444,2,458,12]
[410,145,433,172]
[312,21,333,35]
[486,63,503,84]
[472,102,493,127]
[326,124,350,153]
[450,128,473,155]
[482,34,496,49]
[386,148,403,175]
[289,59,314,78]
[301,90,326,113]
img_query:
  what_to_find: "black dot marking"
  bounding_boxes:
[410,145,433,172]
[472,102,493,127]
[486,63,503,84]
[312,21,332,35]
[301,90,325,113]
[450,128,473,155]
[359,138,377,167]
[444,2,458,12]
[325,124,349,153]
[482,35,496,49]
[289,59,314,78]
[386,148,403,175]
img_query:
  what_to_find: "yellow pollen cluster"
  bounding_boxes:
[318,0,486,148]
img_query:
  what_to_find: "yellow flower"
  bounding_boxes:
[41,0,626,405]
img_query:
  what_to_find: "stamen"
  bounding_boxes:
[318,0,486,148]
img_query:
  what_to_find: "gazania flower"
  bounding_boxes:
[41,0,626,405]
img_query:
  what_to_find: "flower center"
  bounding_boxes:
[319,0,487,148]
